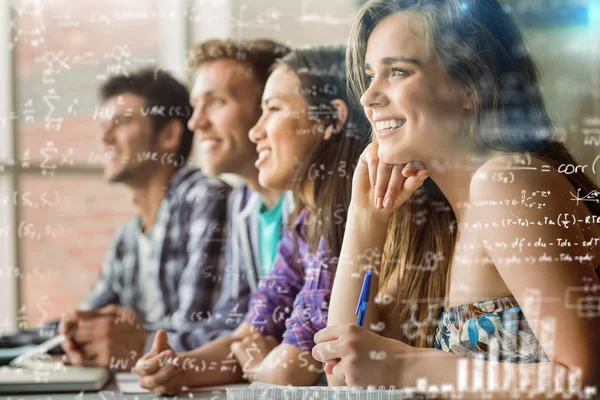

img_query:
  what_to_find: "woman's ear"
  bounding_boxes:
[323,99,349,140]
[462,88,474,110]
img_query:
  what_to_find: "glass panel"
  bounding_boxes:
[13,0,162,165]
[19,173,135,327]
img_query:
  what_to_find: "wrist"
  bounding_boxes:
[348,202,392,226]
[182,367,194,387]
[389,339,415,388]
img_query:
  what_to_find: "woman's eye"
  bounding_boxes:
[391,68,406,77]
[268,107,280,112]
[365,75,375,86]
[210,98,224,106]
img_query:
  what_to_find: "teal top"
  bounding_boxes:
[258,197,284,278]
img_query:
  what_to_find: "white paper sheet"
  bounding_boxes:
[115,372,250,394]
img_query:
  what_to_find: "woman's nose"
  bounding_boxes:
[249,118,265,143]
[360,80,387,109]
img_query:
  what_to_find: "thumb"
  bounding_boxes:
[324,359,339,375]
[151,329,170,354]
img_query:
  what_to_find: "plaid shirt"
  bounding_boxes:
[244,208,334,353]
[80,166,231,352]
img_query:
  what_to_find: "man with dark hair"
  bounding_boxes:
[59,68,231,371]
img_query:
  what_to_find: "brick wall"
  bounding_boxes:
[13,0,161,326]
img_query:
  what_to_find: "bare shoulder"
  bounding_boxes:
[469,153,580,213]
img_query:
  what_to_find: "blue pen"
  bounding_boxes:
[355,271,372,327]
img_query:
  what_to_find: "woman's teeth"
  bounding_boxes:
[258,149,271,161]
[375,119,406,132]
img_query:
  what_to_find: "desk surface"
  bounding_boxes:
[7,378,229,400]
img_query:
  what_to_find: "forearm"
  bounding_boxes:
[327,204,390,327]
[180,336,244,387]
[401,348,591,399]
[253,344,322,386]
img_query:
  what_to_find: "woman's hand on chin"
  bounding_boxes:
[351,142,429,218]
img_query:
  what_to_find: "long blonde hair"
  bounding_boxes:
[347,0,600,347]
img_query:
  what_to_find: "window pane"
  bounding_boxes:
[14,0,162,165]
[19,173,135,326]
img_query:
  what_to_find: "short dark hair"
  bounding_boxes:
[100,68,194,165]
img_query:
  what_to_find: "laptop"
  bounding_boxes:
[0,359,111,393]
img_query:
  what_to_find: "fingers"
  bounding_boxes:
[382,165,405,209]
[313,325,343,344]
[138,363,179,387]
[62,341,85,366]
[396,169,429,205]
[362,144,379,191]
[72,327,102,349]
[150,330,171,355]
[324,359,339,375]
[77,341,107,367]
[374,162,393,208]
[59,312,85,365]
[59,312,78,335]
[375,162,429,210]
[401,161,425,178]
[135,350,174,376]
[139,370,185,396]
[135,348,187,395]
[331,358,348,383]
[230,340,250,363]
[60,339,82,362]
[97,304,121,316]
[312,341,340,364]
[75,314,113,339]
[74,309,104,319]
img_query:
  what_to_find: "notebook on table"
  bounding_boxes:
[0,357,110,394]
[226,382,428,399]
[116,372,250,394]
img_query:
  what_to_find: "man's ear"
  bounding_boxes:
[323,99,349,141]
[157,119,183,154]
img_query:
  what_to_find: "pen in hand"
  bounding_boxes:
[323,272,373,374]
[355,271,372,327]
[9,330,76,367]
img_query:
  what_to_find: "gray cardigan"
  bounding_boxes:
[203,184,293,335]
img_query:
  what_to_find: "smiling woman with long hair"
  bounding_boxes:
[313,0,600,396]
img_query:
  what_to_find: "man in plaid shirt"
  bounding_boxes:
[59,68,231,371]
